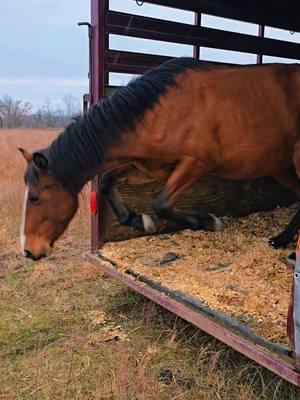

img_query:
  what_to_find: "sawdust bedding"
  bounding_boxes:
[101,206,298,345]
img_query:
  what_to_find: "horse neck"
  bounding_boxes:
[48,119,112,195]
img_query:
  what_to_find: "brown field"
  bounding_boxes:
[1,128,300,400]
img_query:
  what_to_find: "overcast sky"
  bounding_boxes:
[1,0,300,110]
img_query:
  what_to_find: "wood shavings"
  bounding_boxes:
[101,206,297,344]
[86,310,127,344]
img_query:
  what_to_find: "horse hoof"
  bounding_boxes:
[268,236,289,249]
[208,214,223,232]
[200,214,223,231]
[142,214,157,234]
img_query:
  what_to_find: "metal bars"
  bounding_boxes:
[106,11,300,61]
[256,24,265,64]
[140,0,300,33]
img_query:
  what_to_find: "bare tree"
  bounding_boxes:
[62,94,80,119]
[40,98,56,128]
[0,95,81,129]
[0,95,32,128]
[34,99,72,128]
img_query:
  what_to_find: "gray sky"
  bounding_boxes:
[1,0,300,110]
[0,0,89,110]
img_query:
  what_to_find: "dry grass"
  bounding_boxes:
[1,128,300,399]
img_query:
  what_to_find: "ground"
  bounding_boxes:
[1,128,300,400]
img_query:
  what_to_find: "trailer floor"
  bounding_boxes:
[101,206,297,345]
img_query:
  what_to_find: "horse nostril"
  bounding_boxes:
[24,250,36,260]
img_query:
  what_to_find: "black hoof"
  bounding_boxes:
[268,235,290,249]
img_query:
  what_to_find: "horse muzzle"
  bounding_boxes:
[23,245,51,261]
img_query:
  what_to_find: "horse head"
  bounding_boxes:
[19,148,78,260]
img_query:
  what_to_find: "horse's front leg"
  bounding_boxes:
[153,157,222,231]
[100,171,157,233]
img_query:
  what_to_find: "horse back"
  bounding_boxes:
[132,63,300,179]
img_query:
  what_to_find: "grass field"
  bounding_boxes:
[1,128,300,400]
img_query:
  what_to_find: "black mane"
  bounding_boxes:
[26,57,208,195]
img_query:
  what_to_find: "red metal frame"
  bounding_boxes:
[87,0,300,383]
[90,0,108,251]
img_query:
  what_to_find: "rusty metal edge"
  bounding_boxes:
[86,253,300,386]
[124,267,290,359]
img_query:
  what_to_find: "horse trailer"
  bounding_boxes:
[83,0,300,385]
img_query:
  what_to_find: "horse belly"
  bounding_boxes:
[213,144,292,179]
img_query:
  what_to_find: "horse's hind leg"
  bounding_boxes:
[269,166,300,248]
[269,208,300,248]
[272,144,300,247]
[153,157,222,231]
[100,171,157,233]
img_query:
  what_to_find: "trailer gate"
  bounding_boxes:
[82,0,300,385]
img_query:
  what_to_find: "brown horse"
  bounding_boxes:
[20,58,300,260]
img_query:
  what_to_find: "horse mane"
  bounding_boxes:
[25,57,210,195]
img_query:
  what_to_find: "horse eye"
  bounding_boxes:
[28,194,40,203]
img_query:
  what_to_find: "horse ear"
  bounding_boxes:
[32,152,49,171]
[18,148,33,163]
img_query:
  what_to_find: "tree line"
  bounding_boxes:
[0,94,81,129]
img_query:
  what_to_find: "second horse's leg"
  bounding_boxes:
[153,157,222,231]
[270,166,300,248]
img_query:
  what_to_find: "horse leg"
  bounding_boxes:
[269,167,300,248]
[153,157,222,231]
[100,171,157,233]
